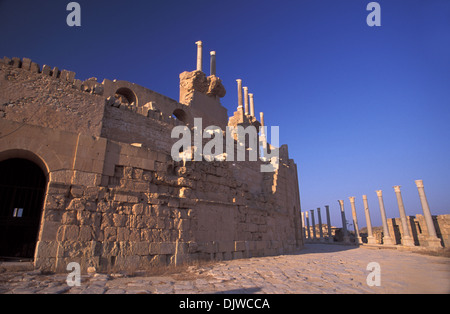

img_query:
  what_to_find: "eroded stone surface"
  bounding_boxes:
[1,244,448,294]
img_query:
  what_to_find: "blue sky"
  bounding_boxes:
[1,0,449,228]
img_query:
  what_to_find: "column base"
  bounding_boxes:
[382,236,396,246]
[355,236,363,245]
[343,236,351,244]
[425,236,443,248]
[366,236,377,245]
[401,237,416,247]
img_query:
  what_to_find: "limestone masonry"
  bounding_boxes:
[0,47,303,272]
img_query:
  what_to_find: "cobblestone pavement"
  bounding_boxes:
[1,244,449,294]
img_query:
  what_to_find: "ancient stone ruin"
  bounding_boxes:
[303,184,449,250]
[0,42,303,272]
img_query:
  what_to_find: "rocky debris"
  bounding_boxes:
[179,70,226,100]
[206,75,226,98]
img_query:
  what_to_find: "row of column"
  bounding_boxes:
[195,41,261,123]
[195,40,218,76]
[302,206,334,243]
[236,79,257,117]
[302,180,442,248]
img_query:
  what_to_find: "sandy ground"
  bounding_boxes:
[1,244,449,294]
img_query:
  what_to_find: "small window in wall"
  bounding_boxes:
[13,208,24,218]
[172,109,187,123]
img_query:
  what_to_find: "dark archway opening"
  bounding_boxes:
[115,87,137,106]
[0,158,46,260]
[172,109,188,123]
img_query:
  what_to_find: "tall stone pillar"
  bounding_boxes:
[375,190,395,245]
[195,41,203,72]
[301,212,306,241]
[415,180,442,248]
[338,200,350,243]
[310,209,316,241]
[305,211,311,240]
[362,195,377,244]
[210,51,216,76]
[259,112,267,158]
[348,197,363,244]
[393,186,415,247]
[236,79,243,111]
[317,207,324,242]
[249,93,255,117]
[243,87,249,115]
[325,205,333,243]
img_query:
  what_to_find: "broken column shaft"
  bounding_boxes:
[195,41,203,72]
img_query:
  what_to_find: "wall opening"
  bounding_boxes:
[115,87,137,106]
[172,109,188,123]
[0,158,47,260]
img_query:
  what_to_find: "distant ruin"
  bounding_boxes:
[303,188,449,250]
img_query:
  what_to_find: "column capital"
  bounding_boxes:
[376,190,383,197]
[210,51,216,56]
[362,195,367,200]
[236,79,242,83]
[325,205,329,209]
[415,180,424,188]
[348,196,355,203]
[243,86,248,91]
[195,40,203,46]
[393,185,402,193]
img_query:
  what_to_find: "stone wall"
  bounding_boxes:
[384,214,450,248]
[0,56,303,272]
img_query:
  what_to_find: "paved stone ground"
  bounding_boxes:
[1,244,449,294]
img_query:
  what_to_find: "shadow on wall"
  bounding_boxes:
[295,243,359,255]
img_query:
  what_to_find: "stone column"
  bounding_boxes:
[325,205,333,243]
[243,87,249,115]
[348,197,363,244]
[338,200,350,243]
[362,195,376,244]
[415,180,442,248]
[317,207,324,242]
[195,41,203,72]
[301,212,306,241]
[210,51,216,76]
[393,186,415,247]
[259,112,267,157]
[236,79,243,111]
[310,209,316,241]
[305,211,311,240]
[249,93,255,117]
[375,190,395,245]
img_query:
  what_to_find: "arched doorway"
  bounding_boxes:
[0,158,47,259]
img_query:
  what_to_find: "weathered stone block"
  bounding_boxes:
[79,225,93,241]
[30,62,40,73]
[41,64,52,75]
[160,242,176,255]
